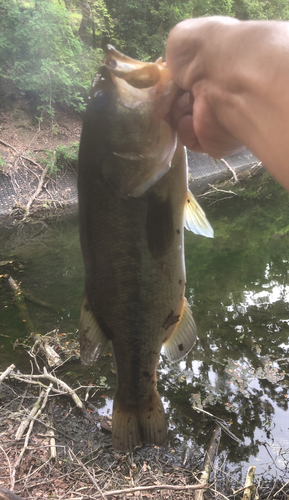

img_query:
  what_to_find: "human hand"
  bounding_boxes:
[166,17,243,157]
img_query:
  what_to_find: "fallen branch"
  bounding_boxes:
[12,383,53,489]
[195,426,222,500]
[242,465,256,500]
[0,138,42,169]
[0,368,87,413]
[23,289,63,313]
[0,364,15,387]
[15,382,53,440]
[0,138,19,154]
[201,184,237,197]
[29,334,62,368]
[25,163,50,216]
[220,158,238,182]
[94,482,210,498]
[47,401,57,459]
[8,276,36,335]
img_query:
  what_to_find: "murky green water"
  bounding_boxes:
[1,175,289,478]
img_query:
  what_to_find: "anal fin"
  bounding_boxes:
[185,190,214,238]
[79,291,108,365]
[163,298,197,362]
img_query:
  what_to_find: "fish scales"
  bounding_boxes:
[78,46,213,452]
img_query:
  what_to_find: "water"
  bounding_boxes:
[1,176,289,479]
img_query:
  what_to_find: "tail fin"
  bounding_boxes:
[112,389,167,452]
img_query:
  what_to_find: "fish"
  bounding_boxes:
[78,45,213,452]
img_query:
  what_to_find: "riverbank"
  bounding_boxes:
[0,95,263,222]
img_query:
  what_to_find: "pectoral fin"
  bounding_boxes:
[79,292,108,365]
[163,298,197,362]
[185,190,214,238]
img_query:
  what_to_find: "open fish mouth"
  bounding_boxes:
[104,44,166,89]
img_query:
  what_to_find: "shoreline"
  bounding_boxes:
[0,148,262,227]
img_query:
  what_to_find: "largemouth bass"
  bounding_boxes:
[78,46,213,452]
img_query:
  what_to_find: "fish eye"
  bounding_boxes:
[90,90,110,112]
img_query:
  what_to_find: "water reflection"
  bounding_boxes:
[0,178,289,475]
[177,181,289,472]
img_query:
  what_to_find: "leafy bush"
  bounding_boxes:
[0,0,102,115]
[36,142,79,175]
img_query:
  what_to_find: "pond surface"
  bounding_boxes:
[1,175,289,481]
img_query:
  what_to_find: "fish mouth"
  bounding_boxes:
[103,44,164,89]
[101,44,181,124]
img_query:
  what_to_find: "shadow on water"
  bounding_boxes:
[1,175,289,478]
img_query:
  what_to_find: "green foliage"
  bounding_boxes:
[191,0,233,17]
[103,0,289,62]
[231,0,289,19]
[0,0,104,114]
[0,0,288,117]
[55,142,79,169]
[36,142,79,175]
[104,0,195,61]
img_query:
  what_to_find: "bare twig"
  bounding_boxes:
[29,335,62,368]
[25,163,50,216]
[12,383,53,488]
[0,138,42,168]
[0,364,15,387]
[220,158,238,182]
[230,485,255,497]
[47,401,57,459]
[93,483,210,498]
[70,449,107,500]
[0,138,19,154]
[192,406,242,444]
[11,417,35,489]
[15,382,52,440]
[27,112,43,149]
[273,478,289,497]
[201,184,237,197]
[4,369,85,410]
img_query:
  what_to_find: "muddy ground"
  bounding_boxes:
[0,98,81,224]
[1,332,289,500]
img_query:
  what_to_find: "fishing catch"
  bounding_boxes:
[78,46,213,452]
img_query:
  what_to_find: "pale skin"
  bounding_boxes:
[166,16,289,191]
